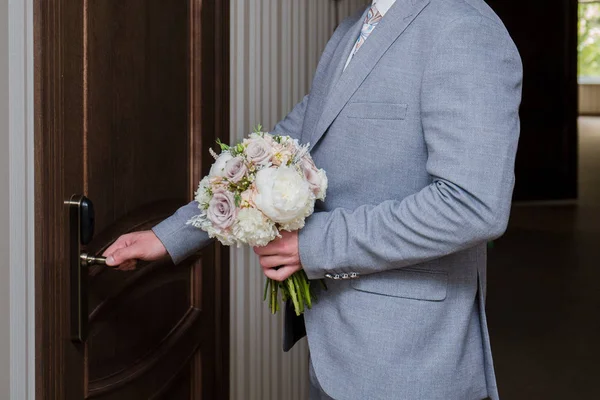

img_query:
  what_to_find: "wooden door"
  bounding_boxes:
[35,1,229,399]
[485,0,579,201]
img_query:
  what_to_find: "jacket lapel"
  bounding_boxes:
[325,8,370,96]
[302,8,368,141]
[308,0,431,149]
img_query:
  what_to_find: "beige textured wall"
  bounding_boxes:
[579,84,600,115]
[229,1,368,399]
[0,0,11,397]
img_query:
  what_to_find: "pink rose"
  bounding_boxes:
[300,156,321,196]
[241,184,258,207]
[246,139,272,166]
[207,190,238,230]
[224,157,248,183]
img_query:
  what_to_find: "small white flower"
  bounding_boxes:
[233,208,278,247]
[254,166,313,224]
[187,213,208,229]
[194,177,212,209]
[316,169,328,201]
[205,223,237,246]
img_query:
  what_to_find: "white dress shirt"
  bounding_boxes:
[373,0,397,16]
[343,0,398,71]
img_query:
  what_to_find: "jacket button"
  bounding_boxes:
[325,273,334,279]
[350,272,359,279]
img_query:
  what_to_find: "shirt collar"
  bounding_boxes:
[373,0,397,16]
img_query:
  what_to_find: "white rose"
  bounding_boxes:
[194,177,212,208]
[209,152,233,177]
[233,208,278,247]
[254,166,313,224]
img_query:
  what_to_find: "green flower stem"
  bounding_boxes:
[263,273,328,316]
[271,281,278,314]
[293,274,305,315]
[286,277,301,316]
[263,278,270,302]
[319,279,328,291]
[301,273,312,309]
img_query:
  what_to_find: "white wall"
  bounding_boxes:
[229,1,367,399]
[0,0,11,397]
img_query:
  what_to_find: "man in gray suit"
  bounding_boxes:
[104,0,522,398]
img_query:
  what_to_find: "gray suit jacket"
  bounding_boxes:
[152,0,522,399]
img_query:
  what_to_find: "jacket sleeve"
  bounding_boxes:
[152,201,211,265]
[271,95,309,140]
[299,16,523,279]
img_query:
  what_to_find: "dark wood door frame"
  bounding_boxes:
[34,0,230,398]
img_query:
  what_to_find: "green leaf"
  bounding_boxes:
[234,193,242,207]
[216,138,230,151]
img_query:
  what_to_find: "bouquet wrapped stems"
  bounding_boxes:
[263,271,327,316]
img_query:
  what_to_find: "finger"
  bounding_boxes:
[259,255,296,270]
[102,235,131,258]
[264,265,300,282]
[254,235,291,256]
[253,243,279,256]
[107,245,143,267]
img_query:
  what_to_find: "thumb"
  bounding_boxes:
[106,245,142,267]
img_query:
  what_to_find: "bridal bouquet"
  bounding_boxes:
[187,126,328,315]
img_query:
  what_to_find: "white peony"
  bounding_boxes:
[194,176,212,209]
[209,152,233,177]
[254,166,313,224]
[279,200,314,232]
[233,208,278,247]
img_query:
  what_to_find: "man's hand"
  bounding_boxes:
[254,230,302,281]
[102,230,168,271]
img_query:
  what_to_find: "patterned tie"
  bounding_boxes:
[343,3,383,71]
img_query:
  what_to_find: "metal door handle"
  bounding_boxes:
[80,253,107,267]
[65,194,105,343]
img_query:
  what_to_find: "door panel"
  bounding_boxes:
[35,1,229,399]
[86,0,190,231]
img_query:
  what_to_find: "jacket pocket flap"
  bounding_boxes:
[351,268,448,301]
[346,102,408,120]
